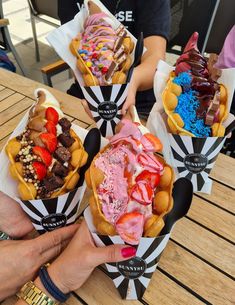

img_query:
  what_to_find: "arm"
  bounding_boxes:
[132,36,166,92]
[122,35,167,115]
[122,0,170,114]
[0,225,78,301]
[15,221,136,305]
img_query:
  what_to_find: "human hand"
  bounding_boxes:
[0,191,33,238]
[121,73,138,116]
[0,224,78,301]
[46,220,136,294]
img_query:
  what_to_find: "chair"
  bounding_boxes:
[0,1,27,75]
[27,0,60,62]
[168,0,221,54]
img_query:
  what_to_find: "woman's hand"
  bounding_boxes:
[0,191,33,238]
[45,220,136,294]
[0,224,78,301]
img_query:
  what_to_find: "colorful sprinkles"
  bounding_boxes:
[173,72,211,137]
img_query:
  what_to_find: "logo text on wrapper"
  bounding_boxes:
[97,101,118,121]
[184,153,208,174]
[117,257,147,279]
[41,213,67,232]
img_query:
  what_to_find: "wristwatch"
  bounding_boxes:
[0,231,11,240]
[17,281,58,305]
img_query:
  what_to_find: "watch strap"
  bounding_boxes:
[0,231,11,240]
[18,281,58,305]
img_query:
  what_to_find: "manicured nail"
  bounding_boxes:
[121,247,136,258]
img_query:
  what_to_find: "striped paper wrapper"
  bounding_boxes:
[81,84,129,137]
[84,207,170,300]
[168,134,226,192]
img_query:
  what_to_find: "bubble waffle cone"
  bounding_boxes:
[5,89,88,200]
[69,0,134,86]
[85,107,174,245]
[162,32,228,137]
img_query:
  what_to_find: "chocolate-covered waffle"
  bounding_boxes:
[5,89,88,200]
[70,1,134,86]
[85,109,174,245]
[162,32,228,137]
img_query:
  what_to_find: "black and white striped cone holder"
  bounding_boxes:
[168,134,226,192]
[81,83,129,137]
[15,184,86,234]
[84,207,170,300]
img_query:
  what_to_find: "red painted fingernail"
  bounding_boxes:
[121,247,136,258]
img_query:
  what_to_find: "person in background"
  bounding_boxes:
[58,0,171,116]
[0,191,136,302]
[214,25,235,157]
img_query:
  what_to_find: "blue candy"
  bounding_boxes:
[175,89,211,137]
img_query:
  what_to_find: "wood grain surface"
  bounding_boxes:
[0,69,234,305]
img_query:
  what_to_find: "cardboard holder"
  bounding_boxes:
[84,207,170,300]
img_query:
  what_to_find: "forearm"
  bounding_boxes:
[131,36,166,92]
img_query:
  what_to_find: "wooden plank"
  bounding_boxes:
[0,97,33,126]
[158,241,234,305]
[0,93,25,112]
[66,295,83,305]
[0,69,94,125]
[197,180,235,213]
[0,136,9,151]
[188,195,235,242]
[0,85,5,91]
[0,88,14,101]
[75,268,142,305]
[73,119,90,129]
[0,110,27,140]
[211,154,235,188]
[143,270,204,305]
[171,218,234,277]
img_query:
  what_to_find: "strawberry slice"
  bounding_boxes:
[116,212,144,245]
[45,107,59,124]
[136,170,160,188]
[32,146,52,167]
[141,133,163,152]
[137,153,163,173]
[131,181,153,205]
[32,161,47,180]
[45,121,57,135]
[39,133,57,153]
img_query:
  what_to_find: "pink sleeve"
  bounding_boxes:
[214,25,235,69]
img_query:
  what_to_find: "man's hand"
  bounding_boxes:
[0,191,33,238]
[0,224,78,301]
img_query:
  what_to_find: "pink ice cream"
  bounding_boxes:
[94,120,164,245]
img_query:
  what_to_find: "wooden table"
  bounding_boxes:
[0,69,234,305]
